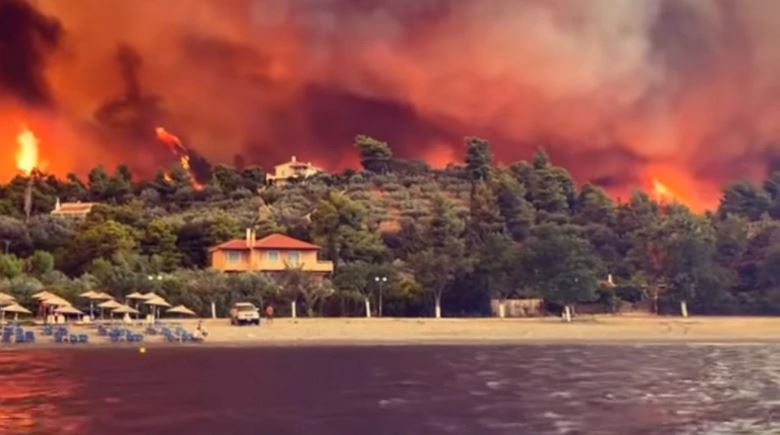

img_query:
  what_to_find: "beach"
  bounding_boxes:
[4,315,780,348]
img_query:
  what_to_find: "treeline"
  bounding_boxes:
[2,135,780,317]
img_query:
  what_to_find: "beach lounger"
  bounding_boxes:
[70,334,78,343]
[24,331,35,343]
[78,334,88,343]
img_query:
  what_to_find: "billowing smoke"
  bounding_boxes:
[0,0,62,105]
[2,0,780,209]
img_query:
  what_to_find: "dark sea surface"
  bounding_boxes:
[2,344,780,435]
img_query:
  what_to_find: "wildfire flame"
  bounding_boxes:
[155,126,204,191]
[16,126,39,176]
[652,178,676,204]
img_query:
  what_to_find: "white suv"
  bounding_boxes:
[229,302,260,326]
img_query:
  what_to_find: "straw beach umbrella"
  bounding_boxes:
[167,305,197,317]
[0,292,15,305]
[1,303,32,322]
[40,295,72,307]
[55,306,84,315]
[32,290,57,300]
[126,292,147,309]
[113,304,141,323]
[97,299,121,320]
[98,300,122,309]
[55,305,84,322]
[92,292,114,301]
[79,291,105,318]
[144,296,171,320]
[113,304,140,315]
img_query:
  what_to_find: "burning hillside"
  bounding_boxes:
[2,0,780,211]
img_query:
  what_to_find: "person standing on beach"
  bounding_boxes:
[265,304,274,324]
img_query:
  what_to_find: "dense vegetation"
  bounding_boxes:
[2,135,780,318]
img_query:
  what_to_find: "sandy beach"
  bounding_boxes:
[5,315,780,348]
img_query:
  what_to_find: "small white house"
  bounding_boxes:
[266,156,323,185]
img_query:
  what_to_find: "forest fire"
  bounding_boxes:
[652,178,676,204]
[155,127,205,191]
[16,126,39,175]
[2,0,778,213]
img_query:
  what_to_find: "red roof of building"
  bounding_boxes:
[212,234,321,251]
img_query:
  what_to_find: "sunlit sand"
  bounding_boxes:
[5,316,780,348]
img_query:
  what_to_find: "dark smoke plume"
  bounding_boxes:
[3,0,780,210]
[94,44,164,141]
[0,0,62,105]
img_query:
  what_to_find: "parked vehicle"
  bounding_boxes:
[229,303,260,326]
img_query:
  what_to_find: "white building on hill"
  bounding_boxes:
[266,156,323,185]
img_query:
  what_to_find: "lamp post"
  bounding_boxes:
[374,276,387,318]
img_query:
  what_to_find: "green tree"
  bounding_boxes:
[477,233,518,317]
[575,183,616,226]
[143,219,183,272]
[0,216,30,255]
[466,180,506,246]
[65,220,138,275]
[465,137,493,182]
[525,151,571,217]
[659,211,727,313]
[177,211,240,268]
[311,191,385,269]
[87,166,113,201]
[718,180,770,221]
[355,135,393,174]
[26,251,55,277]
[411,195,471,318]
[519,224,603,320]
[213,165,243,192]
[275,266,335,317]
[493,170,534,241]
[0,254,24,279]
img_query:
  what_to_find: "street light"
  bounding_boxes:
[374,276,388,318]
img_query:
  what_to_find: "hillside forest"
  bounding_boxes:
[2,136,780,318]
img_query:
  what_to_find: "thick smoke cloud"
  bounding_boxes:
[2,0,780,209]
[0,0,62,105]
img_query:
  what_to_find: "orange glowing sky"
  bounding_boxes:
[3,0,780,212]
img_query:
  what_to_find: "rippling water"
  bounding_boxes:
[2,344,780,434]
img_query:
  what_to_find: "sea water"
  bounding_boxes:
[2,344,780,434]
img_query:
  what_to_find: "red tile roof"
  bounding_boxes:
[212,234,321,251]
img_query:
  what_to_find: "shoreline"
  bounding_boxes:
[3,316,780,349]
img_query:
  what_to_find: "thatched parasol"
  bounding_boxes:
[32,290,57,300]
[40,295,72,307]
[55,306,84,316]
[166,305,197,317]
[98,299,122,310]
[0,292,15,305]
[1,303,32,322]
[113,304,140,315]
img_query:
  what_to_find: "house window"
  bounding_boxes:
[226,250,243,263]
[267,250,279,262]
[287,251,301,265]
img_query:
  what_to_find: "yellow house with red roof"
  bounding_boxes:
[210,231,334,274]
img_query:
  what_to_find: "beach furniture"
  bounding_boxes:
[24,331,35,343]
[78,334,88,343]
[70,334,78,343]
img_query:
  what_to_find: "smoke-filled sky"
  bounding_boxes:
[1,0,779,209]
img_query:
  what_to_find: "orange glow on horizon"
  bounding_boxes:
[652,178,676,203]
[641,164,720,212]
